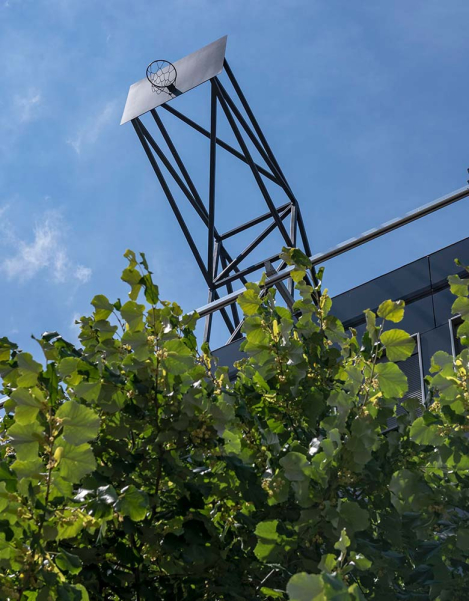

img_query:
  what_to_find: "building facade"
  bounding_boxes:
[214,236,469,421]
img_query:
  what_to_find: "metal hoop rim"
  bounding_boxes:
[146,59,177,89]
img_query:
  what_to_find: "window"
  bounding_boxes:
[449,315,463,357]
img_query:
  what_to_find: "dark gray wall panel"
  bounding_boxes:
[398,296,435,335]
[213,338,245,377]
[420,324,452,373]
[429,237,469,286]
[332,258,430,325]
[433,288,456,327]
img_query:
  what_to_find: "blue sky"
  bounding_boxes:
[1,0,469,352]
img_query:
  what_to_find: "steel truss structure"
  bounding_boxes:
[123,38,315,344]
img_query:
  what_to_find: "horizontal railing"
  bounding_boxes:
[195,185,469,318]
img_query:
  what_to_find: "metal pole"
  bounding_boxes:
[137,119,208,225]
[208,83,217,285]
[162,104,279,184]
[151,110,209,222]
[220,202,291,240]
[212,77,293,247]
[195,186,469,318]
[214,206,291,285]
[132,119,211,288]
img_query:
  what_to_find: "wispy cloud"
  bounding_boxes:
[75,264,92,283]
[14,89,42,123]
[0,208,92,284]
[67,100,117,155]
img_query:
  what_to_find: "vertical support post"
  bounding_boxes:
[204,242,221,343]
[224,59,318,289]
[220,251,241,328]
[289,203,298,296]
[208,82,217,286]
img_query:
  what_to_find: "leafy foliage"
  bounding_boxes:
[1,248,469,600]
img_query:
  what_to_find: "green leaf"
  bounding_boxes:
[141,273,159,305]
[280,248,312,269]
[121,301,145,331]
[8,421,44,460]
[121,265,143,300]
[16,353,42,387]
[74,381,101,403]
[449,274,469,296]
[452,296,469,320]
[318,553,337,573]
[238,288,262,316]
[254,519,282,562]
[161,339,194,375]
[122,330,150,361]
[280,452,311,482]
[56,548,82,574]
[260,587,285,599]
[375,362,408,397]
[389,469,432,514]
[339,501,369,533]
[0,461,18,491]
[57,357,80,377]
[56,401,100,445]
[10,458,43,479]
[409,416,443,446]
[430,351,453,373]
[349,552,372,571]
[286,573,324,601]
[377,300,405,323]
[457,320,469,345]
[57,511,85,540]
[75,585,89,601]
[91,295,114,321]
[381,329,415,362]
[364,309,378,344]
[116,485,149,521]
[55,439,97,483]
[334,529,350,554]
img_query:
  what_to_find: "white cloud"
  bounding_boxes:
[14,90,41,123]
[75,265,92,283]
[70,312,81,331]
[0,209,92,285]
[67,100,117,155]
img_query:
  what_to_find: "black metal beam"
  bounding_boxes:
[215,252,284,290]
[133,118,211,288]
[215,78,287,184]
[213,77,293,248]
[220,202,291,241]
[214,206,291,286]
[151,110,209,223]
[196,185,469,318]
[220,252,241,328]
[224,59,293,193]
[223,59,317,288]
[162,104,281,185]
[208,83,217,285]
[138,119,208,226]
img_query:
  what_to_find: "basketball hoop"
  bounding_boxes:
[146,60,177,94]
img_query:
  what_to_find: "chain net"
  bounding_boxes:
[146,60,177,94]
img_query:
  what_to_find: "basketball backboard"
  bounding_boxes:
[120,36,227,125]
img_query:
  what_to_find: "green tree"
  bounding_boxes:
[0,248,469,600]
